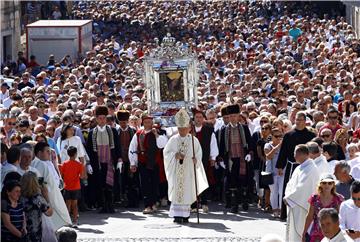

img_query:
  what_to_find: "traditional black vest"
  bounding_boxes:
[196,125,213,167]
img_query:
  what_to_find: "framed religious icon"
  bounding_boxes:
[143,34,203,126]
[159,71,185,102]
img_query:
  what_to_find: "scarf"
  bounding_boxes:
[92,125,115,152]
[224,123,248,153]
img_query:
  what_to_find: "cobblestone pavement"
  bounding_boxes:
[78,237,261,242]
[76,203,285,241]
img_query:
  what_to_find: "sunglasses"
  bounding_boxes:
[321,182,334,185]
[7,122,16,126]
[321,134,331,138]
[352,197,360,201]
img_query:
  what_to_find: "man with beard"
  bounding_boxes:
[86,105,122,213]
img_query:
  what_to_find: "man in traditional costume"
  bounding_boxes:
[217,104,255,213]
[276,111,316,219]
[153,118,169,207]
[86,105,122,213]
[115,110,138,207]
[163,109,208,223]
[284,144,320,242]
[129,114,168,214]
[192,108,219,213]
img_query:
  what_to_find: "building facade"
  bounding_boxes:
[343,1,360,38]
[1,0,21,63]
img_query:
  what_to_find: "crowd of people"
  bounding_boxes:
[1,1,360,242]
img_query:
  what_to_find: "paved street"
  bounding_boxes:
[76,203,285,241]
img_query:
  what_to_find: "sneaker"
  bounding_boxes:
[202,205,209,213]
[142,207,153,214]
[161,198,168,207]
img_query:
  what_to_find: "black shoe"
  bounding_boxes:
[182,217,189,223]
[173,217,183,224]
[230,206,238,214]
[99,207,108,213]
[242,203,249,211]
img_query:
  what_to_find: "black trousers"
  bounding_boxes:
[159,181,168,200]
[224,158,253,206]
[138,163,159,208]
[87,169,103,207]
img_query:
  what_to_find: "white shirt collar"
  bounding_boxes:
[119,126,129,132]
[230,123,238,128]
[97,125,107,132]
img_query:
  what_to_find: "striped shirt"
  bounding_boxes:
[1,199,24,240]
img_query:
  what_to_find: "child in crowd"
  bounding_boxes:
[59,146,84,228]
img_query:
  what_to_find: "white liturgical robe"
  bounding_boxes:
[31,157,72,230]
[163,134,209,218]
[284,159,320,242]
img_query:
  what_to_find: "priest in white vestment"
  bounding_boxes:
[284,144,320,242]
[163,109,209,224]
[31,142,72,231]
[307,141,331,176]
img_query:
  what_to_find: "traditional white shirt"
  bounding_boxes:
[214,118,224,132]
[320,230,354,242]
[339,199,360,242]
[195,125,219,161]
[128,129,168,166]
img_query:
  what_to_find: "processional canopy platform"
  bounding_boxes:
[143,33,201,126]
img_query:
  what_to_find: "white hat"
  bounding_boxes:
[175,109,190,128]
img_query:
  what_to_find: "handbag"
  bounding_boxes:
[260,143,274,187]
[260,171,274,186]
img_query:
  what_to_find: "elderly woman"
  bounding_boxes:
[20,172,53,242]
[302,174,344,242]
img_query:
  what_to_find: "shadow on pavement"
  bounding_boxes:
[184,222,233,234]
[76,227,104,234]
